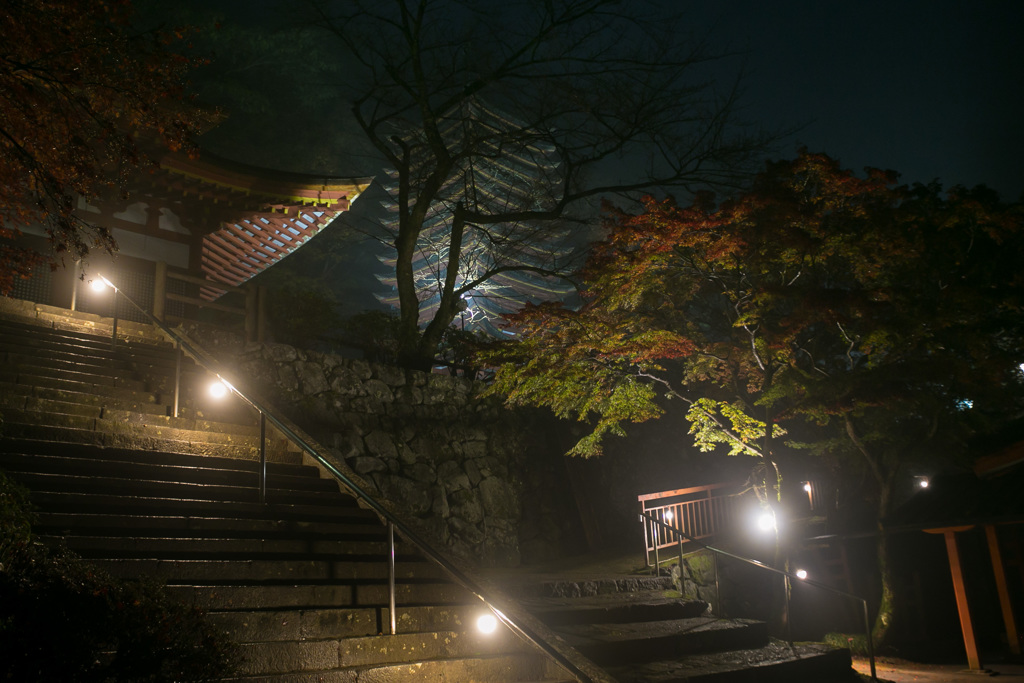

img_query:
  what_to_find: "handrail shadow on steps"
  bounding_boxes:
[640,511,876,681]
[94,274,608,683]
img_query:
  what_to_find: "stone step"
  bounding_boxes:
[208,604,499,643]
[222,652,562,683]
[0,313,172,353]
[0,397,261,438]
[25,490,370,522]
[0,438,306,475]
[0,360,152,391]
[169,580,475,611]
[1,346,136,379]
[33,512,385,541]
[0,347,204,392]
[0,333,206,375]
[0,422,290,460]
[39,534,420,560]
[0,380,176,418]
[0,372,170,406]
[1,406,262,443]
[522,592,710,626]
[556,616,768,666]
[14,471,352,507]
[207,607,380,642]
[608,640,856,683]
[0,303,172,344]
[502,575,675,599]
[88,556,448,583]
[0,452,324,491]
[234,627,534,676]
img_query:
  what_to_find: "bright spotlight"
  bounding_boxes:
[795,569,808,580]
[90,279,107,292]
[803,482,812,493]
[209,380,229,399]
[756,511,776,533]
[664,509,674,522]
[476,613,498,634]
[919,478,929,489]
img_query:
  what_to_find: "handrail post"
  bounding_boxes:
[388,521,397,636]
[259,412,267,505]
[653,529,660,575]
[111,290,118,350]
[714,552,723,617]
[173,341,181,419]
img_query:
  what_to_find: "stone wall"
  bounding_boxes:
[204,336,579,567]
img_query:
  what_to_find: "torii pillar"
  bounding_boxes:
[924,523,1020,672]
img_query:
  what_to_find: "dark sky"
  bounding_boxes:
[689,0,1024,197]
[193,0,1023,198]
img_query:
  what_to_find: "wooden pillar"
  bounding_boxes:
[985,524,1021,655]
[244,284,257,342]
[257,285,267,343]
[153,261,167,321]
[942,527,983,671]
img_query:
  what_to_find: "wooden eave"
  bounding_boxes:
[140,153,372,297]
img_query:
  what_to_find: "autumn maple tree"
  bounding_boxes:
[483,152,1024,643]
[0,0,206,294]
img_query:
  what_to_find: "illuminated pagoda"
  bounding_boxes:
[375,99,576,337]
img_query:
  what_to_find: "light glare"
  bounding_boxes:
[90,279,107,292]
[795,569,808,580]
[209,380,229,399]
[756,512,775,532]
[664,509,674,522]
[477,613,498,634]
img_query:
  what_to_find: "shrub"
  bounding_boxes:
[0,470,236,681]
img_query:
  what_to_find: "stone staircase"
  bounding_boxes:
[0,299,861,682]
[498,575,860,683]
[0,304,569,682]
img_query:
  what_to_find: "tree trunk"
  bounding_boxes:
[872,478,897,647]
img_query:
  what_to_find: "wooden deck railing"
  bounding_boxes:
[638,482,745,568]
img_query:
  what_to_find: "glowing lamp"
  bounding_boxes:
[756,512,776,533]
[90,279,107,292]
[477,613,498,634]
[803,482,812,493]
[664,510,674,522]
[795,569,808,580]
[209,380,229,399]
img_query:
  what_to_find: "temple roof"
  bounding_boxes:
[147,153,372,297]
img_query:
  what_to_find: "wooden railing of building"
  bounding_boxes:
[153,261,266,343]
[638,482,745,568]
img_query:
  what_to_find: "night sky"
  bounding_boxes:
[193,0,1024,198]
[688,0,1024,197]
[184,0,1024,314]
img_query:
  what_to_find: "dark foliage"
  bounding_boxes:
[0,470,236,682]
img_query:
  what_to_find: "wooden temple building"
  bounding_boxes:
[8,153,371,340]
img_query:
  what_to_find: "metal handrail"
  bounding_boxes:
[96,274,596,683]
[640,510,876,682]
